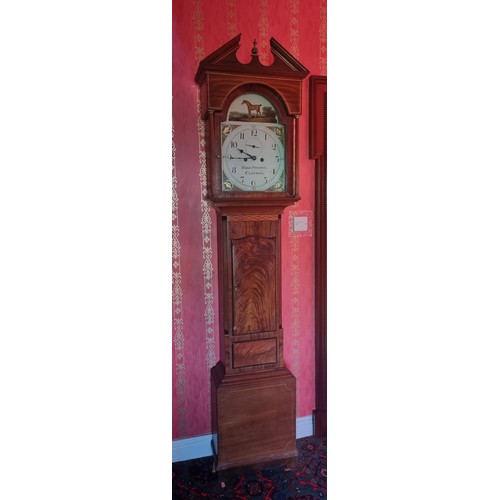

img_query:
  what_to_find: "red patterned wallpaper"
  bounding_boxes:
[172,0,326,440]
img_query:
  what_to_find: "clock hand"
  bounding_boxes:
[237,149,257,160]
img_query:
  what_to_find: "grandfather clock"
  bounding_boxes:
[195,34,309,472]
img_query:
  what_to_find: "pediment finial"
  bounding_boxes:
[251,39,258,56]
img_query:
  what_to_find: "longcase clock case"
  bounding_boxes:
[195,34,309,472]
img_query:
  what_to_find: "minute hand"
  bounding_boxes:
[237,149,256,160]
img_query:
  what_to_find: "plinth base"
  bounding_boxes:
[211,363,297,472]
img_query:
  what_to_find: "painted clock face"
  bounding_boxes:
[221,123,285,192]
[220,93,285,192]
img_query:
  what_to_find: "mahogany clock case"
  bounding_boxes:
[195,34,310,473]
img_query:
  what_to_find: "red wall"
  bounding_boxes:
[172,0,327,440]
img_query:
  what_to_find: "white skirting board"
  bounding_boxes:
[172,415,314,463]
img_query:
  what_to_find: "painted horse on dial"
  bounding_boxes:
[241,100,262,118]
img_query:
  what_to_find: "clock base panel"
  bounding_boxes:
[211,362,297,472]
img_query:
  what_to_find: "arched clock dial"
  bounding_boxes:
[221,123,285,192]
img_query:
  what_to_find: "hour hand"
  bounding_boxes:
[237,149,256,160]
[237,148,253,158]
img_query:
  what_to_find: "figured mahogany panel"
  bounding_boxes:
[232,338,277,368]
[219,214,283,374]
[232,234,276,335]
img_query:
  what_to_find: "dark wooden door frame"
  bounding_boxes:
[309,75,327,437]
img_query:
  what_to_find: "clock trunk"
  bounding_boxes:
[219,213,284,374]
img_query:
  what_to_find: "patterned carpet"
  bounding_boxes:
[172,436,327,499]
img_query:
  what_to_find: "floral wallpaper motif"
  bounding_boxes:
[258,0,270,65]
[172,127,187,437]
